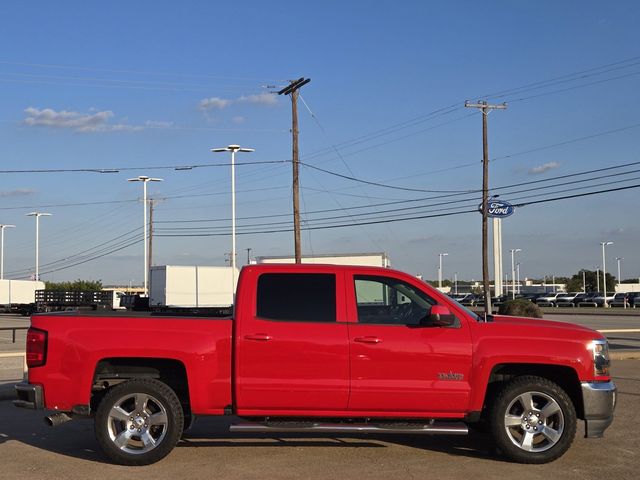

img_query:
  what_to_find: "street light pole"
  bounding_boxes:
[0,224,16,280]
[438,253,448,289]
[25,212,52,281]
[454,272,458,295]
[212,145,254,298]
[601,241,613,307]
[516,262,521,294]
[510,248,521,299]
[128,176,163,296]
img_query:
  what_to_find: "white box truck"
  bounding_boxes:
[253,252,390,267]
[149,266,238,309]
[0,279,45,313]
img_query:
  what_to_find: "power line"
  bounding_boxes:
[0,160,288,175]
[155,182,640,237]
[299,161,477,193]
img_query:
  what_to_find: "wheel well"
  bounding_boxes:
[484,363,584,419]
[91,358,191,419]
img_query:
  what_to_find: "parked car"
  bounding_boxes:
[459,294,480,306]
[578,292,603,307]
[519,293,547,303]
[609,293,632,308]
[14,263,616,465]
[554,293,582,307]
[448,293,474,303]
[592,293,616,307]
[492,295,509,308]
[630,292,640,307]
[535,292,566,306]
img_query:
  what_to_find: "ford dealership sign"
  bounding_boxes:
[477,200,515,218]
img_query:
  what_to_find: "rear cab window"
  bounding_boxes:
[256,273,337,322]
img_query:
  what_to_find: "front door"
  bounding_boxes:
[347,273,473,414]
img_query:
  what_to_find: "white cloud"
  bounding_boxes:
[528,162,560,175]
[145,120,174,128]
[199,97,232,110]
[238,93,277,106]
[0,188,36,198]
[22,107,141,132]
[199,92,278,112]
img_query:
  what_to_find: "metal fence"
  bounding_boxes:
[0,327,28,344]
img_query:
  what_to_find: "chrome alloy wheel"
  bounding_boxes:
[106,392,169,454]
[503,391,565,453]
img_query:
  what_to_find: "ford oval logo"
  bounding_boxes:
[477,200,515,218]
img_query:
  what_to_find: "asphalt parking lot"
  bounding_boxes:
[0,359,637,480]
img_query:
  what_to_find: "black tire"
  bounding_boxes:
[489,375,576,464]
[94,378,184,466]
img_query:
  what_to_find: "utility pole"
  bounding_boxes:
[246,248,252,265]
[465,100,507,316]
[278,77,311,263]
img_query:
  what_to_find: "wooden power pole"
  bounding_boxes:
[278,77,311,263]
[464,100,507,317]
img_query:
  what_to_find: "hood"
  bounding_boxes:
[490,314,605,340]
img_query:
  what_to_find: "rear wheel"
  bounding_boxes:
[95,378,184,465]
[490,376,576,463]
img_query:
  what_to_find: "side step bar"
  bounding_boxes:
[230,421,468,435]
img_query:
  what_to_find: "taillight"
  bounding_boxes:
[26,328,47,368]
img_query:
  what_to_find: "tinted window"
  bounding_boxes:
[257,273,336,322]
[354,275,435,326]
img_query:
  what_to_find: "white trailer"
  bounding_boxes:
[0,279,45,312]
[253,252,390,268]
[149,266,238,309]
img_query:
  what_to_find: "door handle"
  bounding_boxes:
[354,336,382,344]
[244,334,273,341]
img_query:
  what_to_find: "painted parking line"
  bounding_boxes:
[0,352,25,358]
[598,329,640,333]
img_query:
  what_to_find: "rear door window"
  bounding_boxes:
[257,273,337,322]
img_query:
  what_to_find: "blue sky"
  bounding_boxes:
[0,0,639,285]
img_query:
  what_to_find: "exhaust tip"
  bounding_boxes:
[44,412,72,427]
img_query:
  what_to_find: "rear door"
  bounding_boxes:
[347,272,473,414]
[235,268,350,413]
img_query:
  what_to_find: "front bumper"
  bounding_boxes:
[13,382,44,410]
[581,381,616,438]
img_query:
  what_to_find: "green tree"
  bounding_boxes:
[45,279,103,291]
[565,270,615,293]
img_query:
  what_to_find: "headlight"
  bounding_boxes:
[589,339,610,376]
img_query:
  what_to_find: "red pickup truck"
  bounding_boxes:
[15,264,615,465]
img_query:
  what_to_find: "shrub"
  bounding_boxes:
[498,299,544,318]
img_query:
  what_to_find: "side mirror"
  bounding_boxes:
[427,305,457,327]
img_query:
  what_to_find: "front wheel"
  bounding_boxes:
[489,376,577,463]
[95,378,184,465]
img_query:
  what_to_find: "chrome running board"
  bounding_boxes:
[230,421,468,435]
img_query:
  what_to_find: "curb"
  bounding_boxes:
[611,351,640,360]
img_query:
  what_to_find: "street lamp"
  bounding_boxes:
[128,176,163,296]
[438,253,448,289]
[509,248,522,299]
[0,224,16,280]
[600,241,613,307]
[25,212,52,281]
[212,145,254,298]
[516,262,521,294]
[454,272,458,295]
